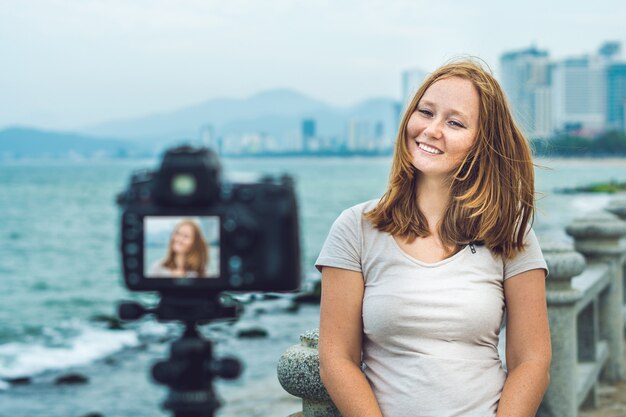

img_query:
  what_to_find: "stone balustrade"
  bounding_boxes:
[277,329,340,417]
[278,198,626,417]
[606,197,626,304]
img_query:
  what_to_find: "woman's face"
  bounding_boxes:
[405,76,480,180]
[171,223,195,255]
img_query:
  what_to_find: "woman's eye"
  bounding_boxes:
[418,109,433,117]
[449,120,465,128]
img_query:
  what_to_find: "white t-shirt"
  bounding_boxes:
[315,200,548,417]
[148,261,199,278]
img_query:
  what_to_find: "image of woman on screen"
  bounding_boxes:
[150,219,208,278]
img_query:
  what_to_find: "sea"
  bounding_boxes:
[1,156,626,417]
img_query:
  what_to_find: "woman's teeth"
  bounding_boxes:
[418,142,443,154]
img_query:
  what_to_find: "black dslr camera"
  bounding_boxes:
[116,145,301,417]
[118,145,300,295]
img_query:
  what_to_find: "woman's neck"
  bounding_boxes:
[416,175,451,231]
[174,253,186,269]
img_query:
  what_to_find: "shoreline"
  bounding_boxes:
[2,155,626,165]
[535,157,626,165]
[0,302,320,417]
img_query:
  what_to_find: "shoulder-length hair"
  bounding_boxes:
[365,59,535,259]
[162,219,209,276]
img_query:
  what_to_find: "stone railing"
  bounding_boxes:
[277,198,626,417]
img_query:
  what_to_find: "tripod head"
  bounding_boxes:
[119,294,242,417]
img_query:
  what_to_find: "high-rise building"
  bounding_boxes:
[500,47,551,138]
[533,86,553,138]
[551,56,607,134]
[199,124,222,154]
[301,119,317,152]
[402,68,428,107]
[347,119,372,151]
[302,119,316,138]
[607,63,626,132]
[373,121,392,151]
[550,42,624,135]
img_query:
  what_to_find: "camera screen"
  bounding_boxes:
[143,216,220,279]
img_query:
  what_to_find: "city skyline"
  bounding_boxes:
[2,0,626,131]
[500,41,626,138]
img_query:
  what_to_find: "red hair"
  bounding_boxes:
[162,219,209,276]
[365,59,535,259]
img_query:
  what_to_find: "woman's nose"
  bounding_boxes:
[424,120,443,139]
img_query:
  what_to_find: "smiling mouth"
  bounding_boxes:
[417,142,443,155]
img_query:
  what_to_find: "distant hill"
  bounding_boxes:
[81,89,401,144]
[0,90,403,159]
[0,127,146,159]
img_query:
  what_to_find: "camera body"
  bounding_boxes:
[118,146,301,294]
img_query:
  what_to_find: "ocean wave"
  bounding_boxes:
[0,324,139,380]
[571,194,613,213]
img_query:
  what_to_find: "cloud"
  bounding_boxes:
[0,0,625,129]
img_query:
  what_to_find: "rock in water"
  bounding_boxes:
[294,279,322,304]
[285,301,300,313]
[55,373,89,385]
[91,313,124,330]
[6,376,32,386]
[236,326,269,338]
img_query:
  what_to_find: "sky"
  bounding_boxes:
[1,0,625,130]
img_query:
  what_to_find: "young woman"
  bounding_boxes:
[316,60,551,417]
[150,219,209,278]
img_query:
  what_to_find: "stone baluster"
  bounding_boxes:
[606,197,626,222]
[606,198,626,301]
[566,210,626,383]
[277,329,340,417]
[538,241,586,417]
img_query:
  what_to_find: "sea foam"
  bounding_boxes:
[0,325,139,379]
[572,194,613,213]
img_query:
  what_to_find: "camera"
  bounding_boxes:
[117,145,301,295]
[116,145,302,417]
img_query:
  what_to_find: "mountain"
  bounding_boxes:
[0,90,402,159]
[0,127,145,159]
[81,89,401,144]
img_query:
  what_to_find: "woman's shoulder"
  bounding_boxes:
[343,198,380,216]
[148,260,169,277]
[329,199,382,241]
[333,199,380,228]
[503,226,548,279]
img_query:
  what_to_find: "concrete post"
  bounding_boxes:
[606,198,626,301]
[606,197,626,222]
[277,329,341,417]
[566,210,626,383]
[538,240,586,417]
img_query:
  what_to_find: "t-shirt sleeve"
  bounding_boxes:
[315,207,362,273]
[148,261,167,277]
[504,228,549,280]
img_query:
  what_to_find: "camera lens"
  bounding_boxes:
[171,174,197,196]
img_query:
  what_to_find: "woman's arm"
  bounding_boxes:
[497,268,551,417]
[319,266,384,417]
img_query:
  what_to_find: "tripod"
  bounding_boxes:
[119,294,242,417]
